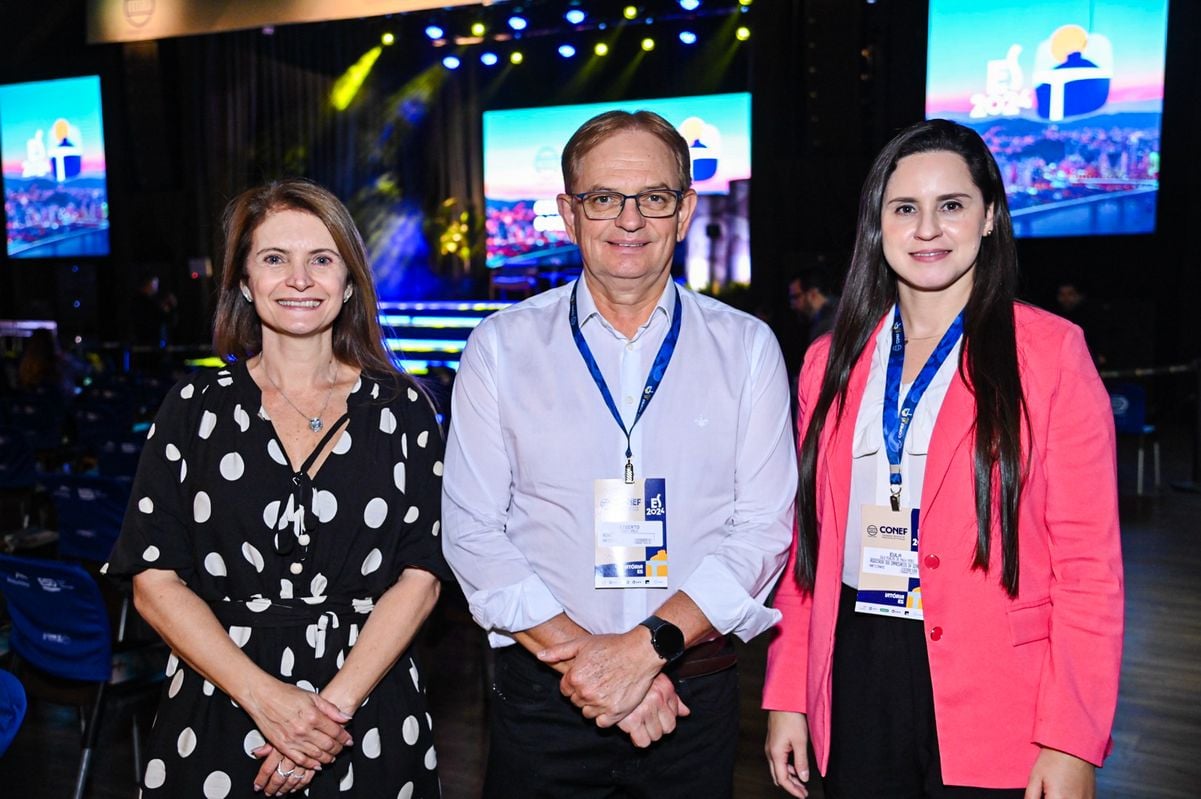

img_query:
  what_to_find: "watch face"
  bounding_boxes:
[654,621,685,660]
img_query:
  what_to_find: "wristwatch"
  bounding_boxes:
[639,615,686,663]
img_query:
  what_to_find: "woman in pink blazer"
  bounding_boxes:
[763,120,1122,798]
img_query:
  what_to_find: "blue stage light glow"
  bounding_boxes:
[679,30,697,44]
[508,15,528,31]
[565,9,586,24]
[424,24,444,40]
[442,55,461,69]
[558,44,577,58]
[680,0,701,10]
[480,51,499,66]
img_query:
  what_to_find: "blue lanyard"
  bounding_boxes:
[882,305,964,510]
[569,279,682,484]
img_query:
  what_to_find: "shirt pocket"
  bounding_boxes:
[1006,597,1052,646]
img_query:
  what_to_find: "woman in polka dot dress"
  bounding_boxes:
[106,179,448,798]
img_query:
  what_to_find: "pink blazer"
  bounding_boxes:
[763,303,1123,788]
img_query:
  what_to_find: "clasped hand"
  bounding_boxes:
[246,681,354,794]
[538,631,690,748]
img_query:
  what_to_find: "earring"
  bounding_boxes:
[241,286,253,303]
[343,286,354,303]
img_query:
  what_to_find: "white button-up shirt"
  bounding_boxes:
[442,275,797,648]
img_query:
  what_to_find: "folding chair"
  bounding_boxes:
[0,667,26,756]
[1108,381,1160,495]
[0,555,162,798]
[94,435,144,481]
[0,426,38,531]
[46,475,131,563]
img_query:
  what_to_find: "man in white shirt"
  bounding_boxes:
[442,110,796,798]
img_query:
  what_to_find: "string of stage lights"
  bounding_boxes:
[413,1,751,72]
[330,1,752,109]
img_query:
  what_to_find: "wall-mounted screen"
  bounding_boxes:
[483,92,751,290]
[1,75,110,258]
[926,1,1169,238]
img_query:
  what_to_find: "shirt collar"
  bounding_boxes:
[576,273,676,342]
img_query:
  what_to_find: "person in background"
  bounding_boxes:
[1054,281,1112,367]
[129,271,178,371]
[17,327,79,398]
[764,120,1123,799]
[788,267,840,350]
[106,178,448,797]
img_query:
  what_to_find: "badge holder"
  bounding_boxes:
[594,477,669,588]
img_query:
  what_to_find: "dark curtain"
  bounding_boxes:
[171,20,484,304]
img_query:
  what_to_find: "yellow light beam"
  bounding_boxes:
[331,46,382,111]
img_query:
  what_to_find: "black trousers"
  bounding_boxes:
[824,584,1025,799]
[483,644,739,799]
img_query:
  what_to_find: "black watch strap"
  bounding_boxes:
[639,615,686,662]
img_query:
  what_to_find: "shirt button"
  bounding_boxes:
[624,395,634,404]
[626,343,635,352]
[298,534,311,546]
[924,554,940,569]
[289,562,303,575]
[930,626,943,641]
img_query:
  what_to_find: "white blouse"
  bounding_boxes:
[842,307,964,588]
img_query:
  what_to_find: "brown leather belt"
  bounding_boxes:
[667,636,737,680]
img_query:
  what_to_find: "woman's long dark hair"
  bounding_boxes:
[795,119,1027,597]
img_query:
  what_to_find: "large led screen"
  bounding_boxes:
[484,93,751,289]
[1,75,110,258]
[927,1,1169,237]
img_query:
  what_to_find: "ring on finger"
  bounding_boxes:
[276,763,296,777]
[288,768,305,780]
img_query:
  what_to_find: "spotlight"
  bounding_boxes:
[641,37,655,51]
[331,46,383,111]
[510,51,524,64]
[442,55,461,69]
[565,9,586,24]
[735,25,750,40]
[594,42,610,56]
[558,44,577,58]
[679,0,701,9]
[381,32,395,46]
[508,15,528,31]
[739,0,752,5]
[471,22,486,37]
[480,51,499,66]
[679,30,697,45]
[623,6,639,20]
[425,24,444,40]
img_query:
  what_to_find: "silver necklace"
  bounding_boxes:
[260,360,337,433]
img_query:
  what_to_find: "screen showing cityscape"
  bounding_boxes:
[483,92,751,289]
[927,0,1169,237]
[1,75,110,258]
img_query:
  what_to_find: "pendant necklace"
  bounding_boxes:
[261,359,337,433]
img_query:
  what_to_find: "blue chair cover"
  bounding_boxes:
[1108,382,1150,435]
[0,555,113,683]
[47,475,130,563]
[1,393,65,452]
[0,668,27,756]
[95,435,144,480]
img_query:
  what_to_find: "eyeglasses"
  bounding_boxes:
[571,189,685,220]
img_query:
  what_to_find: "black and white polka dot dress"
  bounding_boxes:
[106,362,448,798]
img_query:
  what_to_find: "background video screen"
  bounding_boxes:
[483,92,751,289]
[926,0,1169,238]
[1,75,110,258]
